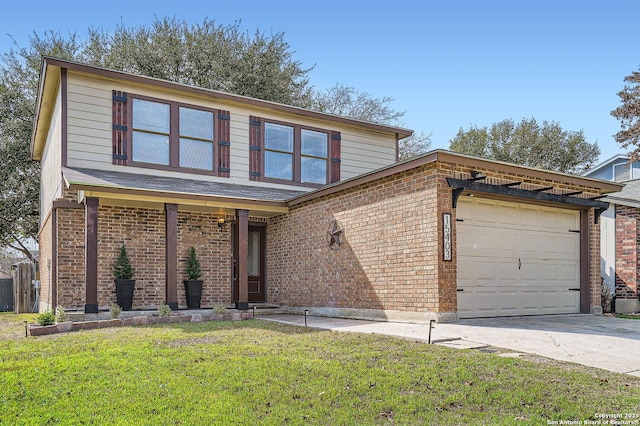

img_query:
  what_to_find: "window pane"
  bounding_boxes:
[614,163,630,181]
[265,122,293,152]
[133,99,169,133]
[180,138,213,170]
[301,156,327,184]
[180,107,214,140]
[248,231,260,276]
[301,129,327,157]
[132,131,169,165]
[265,151,293,180]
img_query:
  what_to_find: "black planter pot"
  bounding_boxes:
[184,280,203,309]
[115,279,135,311]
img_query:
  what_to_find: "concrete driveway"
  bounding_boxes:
[261,314,640,377]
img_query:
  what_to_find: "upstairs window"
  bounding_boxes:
[264,122,294,180]
[132,99,171,165]
[113,92,231,177]
[300,129,328,184]
[258,120,333,185]
[179,107,214,170]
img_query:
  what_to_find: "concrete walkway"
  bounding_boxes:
[260,314,640,377]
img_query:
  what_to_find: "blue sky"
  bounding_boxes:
[2,0,640,163]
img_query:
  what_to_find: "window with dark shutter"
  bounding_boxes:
[330,131,341,183]
[112,91,128,165]
[217,110,231,177]
[249,116,262,181]
[123,93,229,177]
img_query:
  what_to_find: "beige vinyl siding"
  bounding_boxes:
[40,83,63,226]
[65,70,397,191]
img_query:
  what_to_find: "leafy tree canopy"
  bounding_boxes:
[449,118,600,175]
[611,69,640,159]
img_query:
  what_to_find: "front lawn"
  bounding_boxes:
[0,318,638,424]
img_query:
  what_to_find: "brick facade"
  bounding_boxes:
[268,164,447,316]
[177,211,232,307]
[37,214,52,311]
[267,159,603,320]
[56,207,85,309]
[615,206,639,300]
[50,195,234,311]
[44,157,606,320]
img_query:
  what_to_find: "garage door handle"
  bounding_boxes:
[518,258,521,270]
[457,289,464,292]
[568,288,580,291]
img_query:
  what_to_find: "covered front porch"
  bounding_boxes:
[53,168,305,313]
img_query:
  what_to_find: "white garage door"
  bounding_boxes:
[457,197,580,318]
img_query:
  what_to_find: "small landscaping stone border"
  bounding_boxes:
[29,312,253,337]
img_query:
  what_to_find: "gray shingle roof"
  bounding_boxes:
[605,179,640,207]
[62,168,307,202]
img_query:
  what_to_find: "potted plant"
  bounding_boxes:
[184,247,203,309]
[113,245,135,311]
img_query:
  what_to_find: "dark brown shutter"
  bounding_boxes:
[330,131,341,183]
[249,116,262,181]
[112,90,128,165]
[217,110,231,177]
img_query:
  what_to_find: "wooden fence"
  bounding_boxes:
[12,262,37,313]
[0,278,13,312]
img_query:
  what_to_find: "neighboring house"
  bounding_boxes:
[32,57,621,321]
[585,155,640,313]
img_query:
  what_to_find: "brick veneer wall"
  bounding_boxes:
[268,163,449,315]
[267,159,603,318]
[615,206,639,300]
[54,194,234,310]
[38,215,52,312]
[177,211,232,307]
[97,204,166,309]
[56,207,85,309]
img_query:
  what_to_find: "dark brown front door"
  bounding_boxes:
[232,225,266,303]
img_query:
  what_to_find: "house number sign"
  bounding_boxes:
[443,213,452,261]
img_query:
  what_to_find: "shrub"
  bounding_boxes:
[55,306,68,323]
[186,247,202,280]
[113,246,134,280]
[110,302,122,319]
[213,304,227,315]
[157,302,172,317]
[36,311,56,326]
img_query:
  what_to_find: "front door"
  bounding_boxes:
[232,225,266,303]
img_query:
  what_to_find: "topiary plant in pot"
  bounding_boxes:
[113,245,135,311]
[184,246,203,309]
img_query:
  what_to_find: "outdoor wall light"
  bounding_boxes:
[217,218,225,228]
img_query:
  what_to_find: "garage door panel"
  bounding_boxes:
[458,286,580,317]
[457,197,580,318]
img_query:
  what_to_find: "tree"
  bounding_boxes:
[611,69,640,159]
[85,18,314,107]
[0,31,85,262]
[449,118,600,175]
[311,84,431,160]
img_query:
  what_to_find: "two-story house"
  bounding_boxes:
[585,155,640,313]
[32,57,621,322]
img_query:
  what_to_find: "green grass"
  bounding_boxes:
[615,313,640,320]
[0,317,639,425]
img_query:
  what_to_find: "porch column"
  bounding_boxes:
[85,197,99,313]
[236,209,249,310]
[165,203,178,310]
